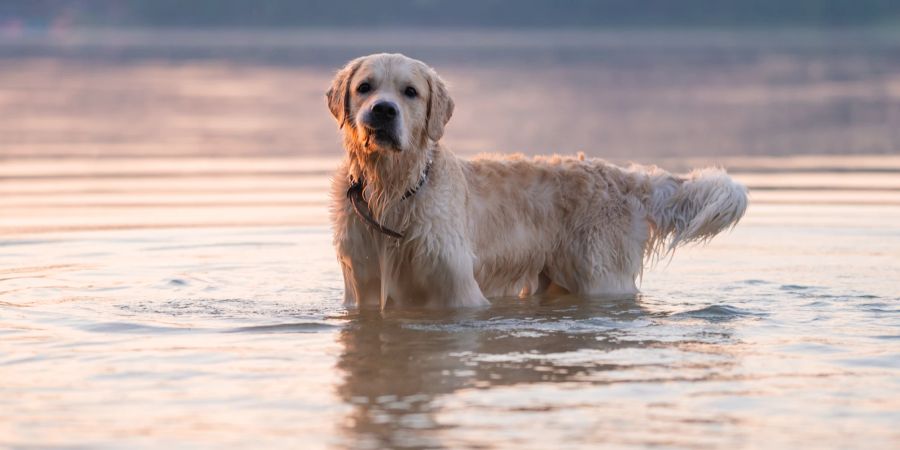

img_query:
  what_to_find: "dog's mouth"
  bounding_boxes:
[363,127,402,152]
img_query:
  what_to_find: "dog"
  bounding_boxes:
[327,53,748,309]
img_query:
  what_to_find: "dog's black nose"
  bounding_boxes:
[370,101,398,122]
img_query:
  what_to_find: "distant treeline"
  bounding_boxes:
[4,0,900,28]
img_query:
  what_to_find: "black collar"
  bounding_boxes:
[346,161,432,239]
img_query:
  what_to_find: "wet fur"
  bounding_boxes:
[328,54,748,309]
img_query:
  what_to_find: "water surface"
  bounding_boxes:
[3,28,899,158]
[2,29,899,449]
[2,155,899,449]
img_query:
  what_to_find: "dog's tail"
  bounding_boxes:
[644,166,748,258]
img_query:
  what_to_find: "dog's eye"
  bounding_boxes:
[357,82,371,94]
[404,86,418,98]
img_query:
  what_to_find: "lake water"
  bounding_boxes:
[2,29,900,449]
[3,155,899,449]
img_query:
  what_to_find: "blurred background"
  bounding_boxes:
[2,0,899,160]
[2,1,900,233]
[3,4,900,449]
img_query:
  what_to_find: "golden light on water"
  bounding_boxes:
[2,27,899,449]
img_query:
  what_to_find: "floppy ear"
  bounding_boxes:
[325,58,363,129]
[426,69,454,141]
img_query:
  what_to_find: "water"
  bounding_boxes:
[3,28,899,158]
[2,29,900,449]
[3,156,899,449]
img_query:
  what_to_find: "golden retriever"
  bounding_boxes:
[326,53,748,309]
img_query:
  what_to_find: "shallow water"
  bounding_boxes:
[2,28,900,449]
[2,155,899,449]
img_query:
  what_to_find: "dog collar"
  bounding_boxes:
[346,161,432,239]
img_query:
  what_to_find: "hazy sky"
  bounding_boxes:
[3,0,900,28]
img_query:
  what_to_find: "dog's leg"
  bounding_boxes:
[429,247,490,308]
[420,207,491,307]
[335,219,382,308]
[381,234,489,308]
[339,256,381,308]
[548,265,639,297]
[546,208,647,298]
[331,164,384,308]
[333,204,381,307]
[575,275,640,297]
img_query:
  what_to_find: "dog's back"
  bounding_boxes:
[461,154,747,297]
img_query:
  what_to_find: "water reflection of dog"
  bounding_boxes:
[333,295,737,447]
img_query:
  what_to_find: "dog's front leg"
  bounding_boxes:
[430,248,490,308]
[334,212,382,308]
[392,234,489,308]
[339,255,381,308]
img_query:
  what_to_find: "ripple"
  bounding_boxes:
[145,241,289,252]
[858,302,899,313]
[671,305,766,322]
[403,317,652,336]
[861,307,900,314]
[780,284,816,291]
[0,238,60,247]
[837,356,900,369]
[116,298,333,321]
[225,322,339,334]
[84,321,192,334]
[454,347,727,367]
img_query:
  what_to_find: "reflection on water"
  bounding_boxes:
[2,28,900,449]
[2,154,900,449]
[1,209,899,448]
[332,282,898,449]
[335,296,698,448]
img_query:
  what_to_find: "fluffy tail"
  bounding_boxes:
[645,167,748,258]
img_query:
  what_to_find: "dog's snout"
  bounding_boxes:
[371,101,398,122]
[360,99,402,150]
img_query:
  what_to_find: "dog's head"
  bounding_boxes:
[326,53,453,154]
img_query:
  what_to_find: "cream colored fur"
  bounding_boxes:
[327,53,748,309]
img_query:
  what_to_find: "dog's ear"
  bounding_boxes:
[326,58,363,129]
[425,69,454,141]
